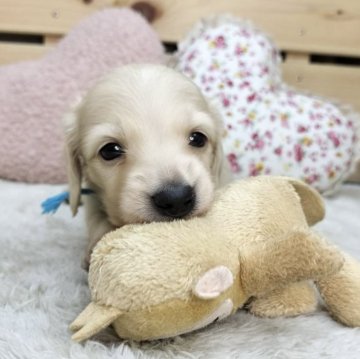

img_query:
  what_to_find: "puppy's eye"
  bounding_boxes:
[99,143,124,161]
[189,132,208,148]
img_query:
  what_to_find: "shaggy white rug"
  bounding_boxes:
[1,180,360,359]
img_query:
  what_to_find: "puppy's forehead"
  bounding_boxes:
[79,65,209,125]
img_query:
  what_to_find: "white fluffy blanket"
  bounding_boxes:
[1,180,360,359]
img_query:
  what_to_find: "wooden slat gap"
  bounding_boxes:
[44,34,62,45]
[0,32,43,44]
[286,52,310,64]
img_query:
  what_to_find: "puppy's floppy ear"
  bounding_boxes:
[63,101,83,216]
[208,101,231,187]
[212,135,229,187]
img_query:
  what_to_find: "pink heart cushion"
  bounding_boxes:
[0,8,165,184]
[175,16,359,193]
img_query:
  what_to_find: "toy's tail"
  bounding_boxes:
[316,254,360,327]
[70,302,123,342]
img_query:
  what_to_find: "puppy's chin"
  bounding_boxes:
[118,205,210,227]
[138,205,210,224]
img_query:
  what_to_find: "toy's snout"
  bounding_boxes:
[111,266,247,341]
[71,265,247,342]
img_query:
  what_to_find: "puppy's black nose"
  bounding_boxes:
[152,183,196,218]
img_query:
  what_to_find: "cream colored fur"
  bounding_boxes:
[70,176,360,342]
[63,64,230,266]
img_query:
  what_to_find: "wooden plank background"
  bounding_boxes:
[0,43,49,64]
[124,0,360,57]
[0,0,360,113]
[1,0,359,56]
[0,0,113,35]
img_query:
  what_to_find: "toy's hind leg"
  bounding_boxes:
[316,254,360,327]
[248,281,317,318]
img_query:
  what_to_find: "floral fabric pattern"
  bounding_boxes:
[175,17,357,193]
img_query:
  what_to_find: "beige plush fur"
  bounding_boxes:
[70,176,360,342]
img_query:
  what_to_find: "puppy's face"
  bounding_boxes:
[65,65,226,226]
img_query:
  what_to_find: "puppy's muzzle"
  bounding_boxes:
[151,183,196,218]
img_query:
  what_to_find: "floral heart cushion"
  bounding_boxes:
[175,16,359,193]
[0,8,164,184]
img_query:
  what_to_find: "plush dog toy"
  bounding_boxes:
[70,176,360,342]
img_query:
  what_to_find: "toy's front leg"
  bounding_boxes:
[247,281,317,318]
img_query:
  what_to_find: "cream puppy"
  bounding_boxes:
[64,64,230,267]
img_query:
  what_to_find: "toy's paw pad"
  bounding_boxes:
[193,266,234,299]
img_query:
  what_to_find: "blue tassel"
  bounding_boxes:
[41,191,69,214]
[41,189,94,214]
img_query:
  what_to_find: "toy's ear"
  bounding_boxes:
[286,177,325,226]
[193,266,234,299]
[70,302,122,342]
